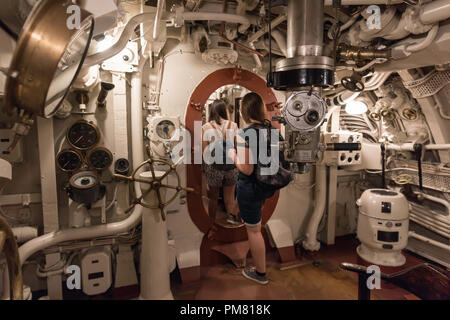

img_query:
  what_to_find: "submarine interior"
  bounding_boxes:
[0,0,449,301]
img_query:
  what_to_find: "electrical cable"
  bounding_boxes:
[267,0,273,87]
[414,143,424,191]
[381,142,386,188]
[0,19,18,41]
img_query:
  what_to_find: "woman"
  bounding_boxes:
[202,100,241,225]
[228,92,276,285]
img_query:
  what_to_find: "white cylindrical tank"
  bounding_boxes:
[356,189,409,266]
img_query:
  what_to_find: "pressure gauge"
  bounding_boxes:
[156,120,176,140]
[67,120,100,150]
[67,171,105,205]
[87,147,113,171]
[70,172,98,189]
[56,149,82,172]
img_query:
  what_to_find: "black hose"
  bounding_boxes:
[0,19,18,41]
[381,143,386,188]
[266,0,273,87]
[414,143,424,191]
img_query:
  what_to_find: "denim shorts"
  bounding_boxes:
[236,179,275,227]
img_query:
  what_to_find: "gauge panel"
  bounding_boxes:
[56,149,82,172]
[67,120,100,150]
[87,147,113,170]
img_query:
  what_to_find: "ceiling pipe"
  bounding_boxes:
[153,0,165,41]
[84,13,156,67]
[420,0,450,24]
[271,29,287,57]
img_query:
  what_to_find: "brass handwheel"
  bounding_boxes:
[0,216,23,300]
[114,157,194,221]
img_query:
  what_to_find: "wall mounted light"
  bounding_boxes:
[345,100,368,115]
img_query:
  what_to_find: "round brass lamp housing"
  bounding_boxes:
[4,0,94,118]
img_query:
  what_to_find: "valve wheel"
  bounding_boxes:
[114,157,194,221]
[394,174,413,185]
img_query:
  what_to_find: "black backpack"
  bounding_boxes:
[249,122,294,192]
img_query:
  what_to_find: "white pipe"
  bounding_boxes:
[12,227,38,244]
[303,164,327,251]
[247,14,287,44]
[84,13,156,67]
[411,204,450,225]
[364,72,392,91]
[271,29,287,57]
[353,58,387,73]
[327,91,361,107]
[18,207,143,264]
[406,24,439,53]
[139,172,173,300]
[410,214,450,235]
[248,42,262,71]
[424,144,450,151]
[413,191,450,216]
[409,231,450,251]
[181,12,258,25]
[420,0,450,25]
[153,0,165,41]
[410,207,450,229]
[386,143,450,151]
[131,56,173,299]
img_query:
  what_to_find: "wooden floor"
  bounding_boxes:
[171,235,431,300]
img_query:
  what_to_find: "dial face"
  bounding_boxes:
[71,172,98,189]
[57,150,82,172]
[156,120,176,140]
[67,121,99,150]
[88,148,113,170]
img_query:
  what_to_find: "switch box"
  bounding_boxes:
[324,131,362,166]
[81,247,112,296]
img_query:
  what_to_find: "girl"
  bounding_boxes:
[228,92,276,285]
[202,100,241,225]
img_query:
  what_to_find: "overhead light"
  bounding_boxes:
[345,100,368,115]
[4,0,94,118]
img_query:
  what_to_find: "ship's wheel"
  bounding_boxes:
[114,156,194,221]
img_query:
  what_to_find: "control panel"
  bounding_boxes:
[323,131,362,166]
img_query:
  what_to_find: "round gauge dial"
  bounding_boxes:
[69,171,99,189]
[56,150,82,172]
[67,121,100,150]
[87,147,113,170]
[156,120,176,140]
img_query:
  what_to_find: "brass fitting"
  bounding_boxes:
[337,44,391,62]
